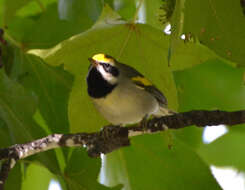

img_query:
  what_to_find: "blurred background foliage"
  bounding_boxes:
[0,0,245,189]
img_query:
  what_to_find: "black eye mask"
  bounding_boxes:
[101,63,119,77]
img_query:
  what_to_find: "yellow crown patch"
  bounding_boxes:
[92,54,114,64]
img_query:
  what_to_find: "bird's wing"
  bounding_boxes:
[118,62,168,107]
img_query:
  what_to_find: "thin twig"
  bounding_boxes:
[133,0,144,23]
[0,159,16,190]
[3,32,22,49]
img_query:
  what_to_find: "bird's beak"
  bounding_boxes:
[88,57,97,67]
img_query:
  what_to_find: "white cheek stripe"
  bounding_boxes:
[97,65,117,84]
[97,65,108,77]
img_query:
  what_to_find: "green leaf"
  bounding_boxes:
[2,44,73,134]
[58,0,103,22]
[22,163,55,190]
[0,1,4,27]
[102,133,221,190]
[0,69,60,174]
[0,69,38,143]
[145,0,165,29]
[6,1,102,49]
[19,53,73,134]
[1,44,73,174]
[4,162,22,190]
[198,131,245,171]
[15,0,57,17]
[179,0,245,66]
[168,0,231,70]
[65,149,122,190]
[3,0,34,25]
[175,58,245,172]
[0,119,12,147]
[174,59,245,147]
[169,40,232,71]
[106,0,136,20]
[2,0,57,26]
[174,60,245,112]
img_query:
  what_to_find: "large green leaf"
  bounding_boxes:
[58,0,103,22]
[108,0,136,20]
[2,0,57,26]
[65,149,122,190]
[1,43,74,175]
[145,0,165,29]
[4,1,102,49]
[174,59,245,148]
[2,44,73,134]
[102,133,221,190]
[198,131,245,171]
[4,162,22,190]
[22,163,56,190]
[0,69,60,173]
[0,69,39,143]
[0,119,12,147]
[174,60,245,112]
[174,59,245,171]
[168,0,234,70]
[2,0,34,25]
[175,0,245,66]
[19,53,73,134]
[169,40,229,71]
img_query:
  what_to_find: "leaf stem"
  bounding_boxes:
[4,32,22,49]
[133,0,144,23]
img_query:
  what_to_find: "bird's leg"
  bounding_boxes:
[140,114,149,131]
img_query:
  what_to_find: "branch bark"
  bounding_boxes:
[0,109,245,189]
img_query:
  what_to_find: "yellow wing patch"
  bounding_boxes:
[131,76,152,86]
[92,53,114,64]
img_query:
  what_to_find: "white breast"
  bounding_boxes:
[92,80,159,125]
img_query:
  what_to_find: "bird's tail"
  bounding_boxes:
[154,106,176,117]
[153,106,176,149]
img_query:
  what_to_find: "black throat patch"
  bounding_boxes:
[87,67,117,98]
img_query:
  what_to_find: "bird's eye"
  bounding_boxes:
[100,62,119,76]
[102,63,111,71]
[104,63,110,68]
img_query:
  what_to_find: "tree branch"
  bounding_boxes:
[0,159,16,190]
[0,109,245,189]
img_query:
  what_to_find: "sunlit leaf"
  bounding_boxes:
[22,163,56,190]
[103,133,221,190]
[65,149,122,190]
[176,0,245,66]
[198,132,245,171]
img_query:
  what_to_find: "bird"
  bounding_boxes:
[86,53,174,126]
